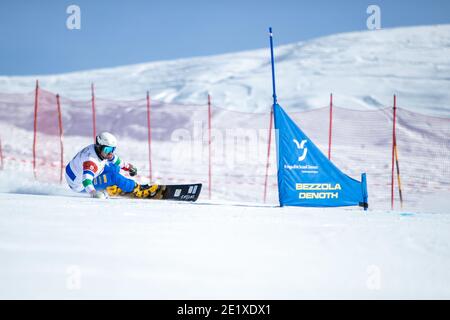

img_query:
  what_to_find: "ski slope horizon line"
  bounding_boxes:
[3,23,449,78]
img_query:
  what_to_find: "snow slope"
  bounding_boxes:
[1,25,450,299]
[1,183,450,299]
[1,24,450,115]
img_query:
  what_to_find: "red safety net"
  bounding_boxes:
[0,90,36,177]
[395,108,450,208]
[326,106,393,208]
[33,88,64,183]
[1,87,449,209]
[210,105,276,203]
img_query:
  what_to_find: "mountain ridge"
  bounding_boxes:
[1,24,449,116]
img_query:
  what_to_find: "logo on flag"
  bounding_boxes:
[293,139,308,161]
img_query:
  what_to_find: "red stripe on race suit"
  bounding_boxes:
[83,161,98,173]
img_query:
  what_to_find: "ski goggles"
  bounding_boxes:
[101,146,116,154]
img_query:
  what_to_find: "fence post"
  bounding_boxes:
[32,80,39,179]
[56,94,64,184]
[263,105,274,203]
[146,91,153,182]
[328,93,333,160]
[91,83,97,142]
[208,94,212,200]
[391,94,397,210]
[393,96,404,208]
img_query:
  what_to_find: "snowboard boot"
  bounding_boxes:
[132,183,165,199]
[105,185,123,197]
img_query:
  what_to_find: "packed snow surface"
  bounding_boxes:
[1,180,450,299]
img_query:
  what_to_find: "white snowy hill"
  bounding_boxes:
[1,25,450,299]
[1,24,450,115]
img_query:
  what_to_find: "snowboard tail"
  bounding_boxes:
[161,184,202,202]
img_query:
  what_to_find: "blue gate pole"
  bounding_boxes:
[269,27,282,207]
[269,27,278,106]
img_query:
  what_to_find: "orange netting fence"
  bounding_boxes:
[0,83,449,209]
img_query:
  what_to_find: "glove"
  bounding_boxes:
[90,190,108,199]
[128,164,137,177]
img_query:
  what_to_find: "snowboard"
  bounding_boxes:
[110,183,202,202]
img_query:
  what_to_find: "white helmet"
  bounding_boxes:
[96,132,117,148]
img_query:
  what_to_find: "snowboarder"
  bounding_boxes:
[65,131,159,199]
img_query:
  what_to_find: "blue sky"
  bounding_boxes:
[1,0,449,75]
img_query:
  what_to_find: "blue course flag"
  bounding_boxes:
[274,104,368,209]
